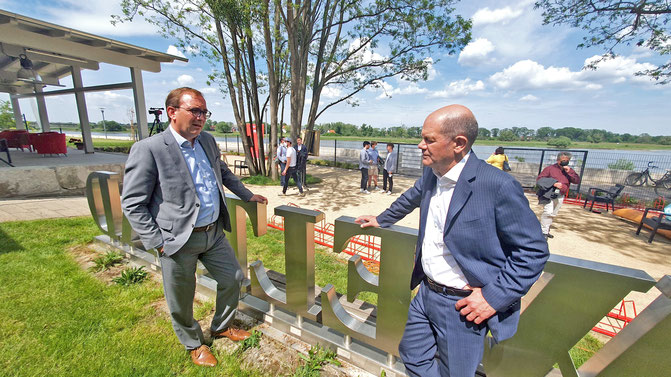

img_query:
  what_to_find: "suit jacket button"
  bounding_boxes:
[196,203,200,207]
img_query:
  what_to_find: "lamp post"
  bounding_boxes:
[99,107,107,139]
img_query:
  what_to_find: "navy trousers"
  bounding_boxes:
[360,168,368,190]
[399,283,487,377]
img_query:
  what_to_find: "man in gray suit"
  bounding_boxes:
[122,87,268,367]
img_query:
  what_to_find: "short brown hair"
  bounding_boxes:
[165,87,204,109]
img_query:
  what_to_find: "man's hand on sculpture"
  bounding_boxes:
[249,194,268,205]
[455,287,496,324]
[355,215,379,228]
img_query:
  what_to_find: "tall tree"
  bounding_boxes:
[286,0,471,142]
[535,0,671,83]
[115,0,280,176]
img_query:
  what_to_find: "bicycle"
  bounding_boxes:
[624,161,671,199]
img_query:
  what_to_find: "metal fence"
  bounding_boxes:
[217,136,671,207]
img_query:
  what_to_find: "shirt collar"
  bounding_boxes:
[434,151,470,186]
[169,125,198,148]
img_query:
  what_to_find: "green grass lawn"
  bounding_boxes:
[0,218,264,377]
[241,174,322,186]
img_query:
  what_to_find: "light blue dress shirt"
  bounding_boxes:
[170,127,220,227]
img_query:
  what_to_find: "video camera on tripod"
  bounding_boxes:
[148,107,165,136]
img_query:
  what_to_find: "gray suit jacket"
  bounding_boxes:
[122,129,253,256]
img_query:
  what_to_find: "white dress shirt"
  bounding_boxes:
[421,152,471,289]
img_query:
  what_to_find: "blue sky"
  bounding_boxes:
[1,0,670,135]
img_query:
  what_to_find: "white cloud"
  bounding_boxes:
[167,45,187,59]
[176,74,195,86]
[519,94,539,102]
[349,38,388,65]
[489,55,658,92]
[200,87,218,94]
[424,57,438,81]
[458,38,496,66]
[472,6,523,26]
[581,55,657,84]
[321,86,343,99]
[428,79,485,98]
[490,60,582,90]
[40,0,159,36]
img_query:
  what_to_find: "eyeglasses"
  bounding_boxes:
[177,107,212,119]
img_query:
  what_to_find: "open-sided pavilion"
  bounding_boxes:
[0,9,187,153]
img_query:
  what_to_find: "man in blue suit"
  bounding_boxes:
[356,105,549,376]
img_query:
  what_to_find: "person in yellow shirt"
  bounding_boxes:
[486,147,509,170]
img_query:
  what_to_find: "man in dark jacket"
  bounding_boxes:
[536,152,581,239]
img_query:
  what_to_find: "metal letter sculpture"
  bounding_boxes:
[250,205,324,321]
[321,216,417,357]
[85,171,671,377]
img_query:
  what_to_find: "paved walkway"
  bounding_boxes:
[0,196,91,222]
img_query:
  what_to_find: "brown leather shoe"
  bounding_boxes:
[212,327,251,342]
[190,345,217,367]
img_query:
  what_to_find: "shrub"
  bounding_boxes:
[514,156,525,162]
[608,159,635,170]
[113,266,148,286]
[90,251,124,272]
[547,136,572,148]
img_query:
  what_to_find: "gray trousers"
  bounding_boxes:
[159,217,243,350]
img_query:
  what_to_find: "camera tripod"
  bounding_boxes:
[149,108,165,136]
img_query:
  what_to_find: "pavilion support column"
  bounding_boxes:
[9,94,24,129]
[34,86,50,132]
[130,67,149,139]
[71,66,94,154]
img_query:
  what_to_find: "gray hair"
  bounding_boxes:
[557,151,572,160]
[440,113,479,148]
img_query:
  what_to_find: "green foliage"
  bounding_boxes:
[0,100,14,129]
[497,129,517,141]
[241,174,322,186]
[547,136,572,148]
[235,330,262,354]
[608,159,635,170]
[514,156,526,162]
[113,266,149,286]
[307,159,358,170]
[292,344,341,377]
[90,251,124,272]
[216,121,234,133]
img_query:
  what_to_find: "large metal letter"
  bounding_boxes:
[250,206,324,321]
[224,193,267,285]
[578,275,671,376]
[483,254,656,377]
[85,171,123,242]
[320,216,417,357]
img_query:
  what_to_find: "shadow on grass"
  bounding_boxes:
[0,226,24,253]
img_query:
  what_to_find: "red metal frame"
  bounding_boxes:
[592,300,637,337]
[266,203,381,263]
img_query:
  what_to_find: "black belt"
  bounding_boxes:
[424,277,472,297]
[193,221,217,232]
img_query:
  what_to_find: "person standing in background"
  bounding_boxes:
[486,147,509,170]
[280,138,305,197]
[296,136,309,189]
[277,136,287,186]
[383,143,397,195]
[536,152,581,239]
[359,141,372,194]
[367,141,380,191]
